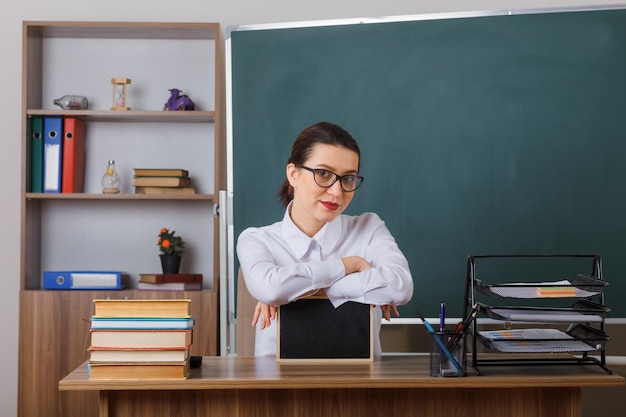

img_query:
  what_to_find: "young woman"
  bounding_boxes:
[236,121,413,356]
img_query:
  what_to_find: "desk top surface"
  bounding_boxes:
[59,355,625,391]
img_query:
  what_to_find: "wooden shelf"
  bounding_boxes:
[27,109,215,123]
[21,288,216,294]
[25,192,215,201]
[25,21,219,40]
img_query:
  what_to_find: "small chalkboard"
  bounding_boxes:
[277,297,373,362]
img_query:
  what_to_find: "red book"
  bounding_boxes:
[139,273,203,284]
[61,117,86,193]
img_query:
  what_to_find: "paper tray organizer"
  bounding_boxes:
[464,254,613,375]
[478,299,610,323]
[477,323,610,353]
[474,274,608,299]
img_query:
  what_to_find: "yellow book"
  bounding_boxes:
[133,168,189,177]
[133,176,191,187]
[88,360,190,380]
[93,299,191,318]
[135,186,196,195]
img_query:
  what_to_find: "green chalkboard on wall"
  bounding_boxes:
[229,7,626,318]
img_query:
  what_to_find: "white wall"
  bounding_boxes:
[0,1,618,415]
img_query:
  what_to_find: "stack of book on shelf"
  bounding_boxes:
[133,168,196,194]
[88,299,194,380]
[138,273,203,291]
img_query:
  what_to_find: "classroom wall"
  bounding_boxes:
[0,1,620,416]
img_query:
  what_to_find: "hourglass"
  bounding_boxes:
[111,78,131,110]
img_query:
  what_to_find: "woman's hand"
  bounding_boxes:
[341,256,372,275]
[380,304,400,321]
[252,301,277,330]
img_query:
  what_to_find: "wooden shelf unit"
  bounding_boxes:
[19,21,225,417]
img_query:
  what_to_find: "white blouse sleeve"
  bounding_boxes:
[324,215,414,307]
[237,228,345,306]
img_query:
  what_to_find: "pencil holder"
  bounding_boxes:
[428,331,467,377]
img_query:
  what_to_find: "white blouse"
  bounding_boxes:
[236,204,414,357]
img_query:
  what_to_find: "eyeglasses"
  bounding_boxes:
[297,164,364,192]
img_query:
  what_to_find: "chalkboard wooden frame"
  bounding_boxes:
[228,5,626,320]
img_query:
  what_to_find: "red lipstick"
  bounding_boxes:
[321,201,339,211]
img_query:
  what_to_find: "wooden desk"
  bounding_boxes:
[59,355,624,417]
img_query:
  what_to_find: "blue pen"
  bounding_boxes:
[438,302,446,367]
[416,309,463,374]
[439,302,446,331]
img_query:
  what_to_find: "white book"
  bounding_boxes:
[89,347,190,363]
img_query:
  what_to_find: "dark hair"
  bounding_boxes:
[278,121,361,207]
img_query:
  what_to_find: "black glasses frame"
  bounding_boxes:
[297,164,364,192]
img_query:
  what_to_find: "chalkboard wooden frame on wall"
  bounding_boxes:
[227,5,626,319]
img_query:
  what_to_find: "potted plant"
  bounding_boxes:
[158,228,185,274]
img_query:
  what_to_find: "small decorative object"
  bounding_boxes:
[101,160,121,194]
[163,88,195,111]
[158,228,186,274]
[53,95,88,110]
[111,78,131,110]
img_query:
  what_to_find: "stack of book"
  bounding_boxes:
[138,273,203,291]
[88,299,194,380]
[133,168,196,194]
